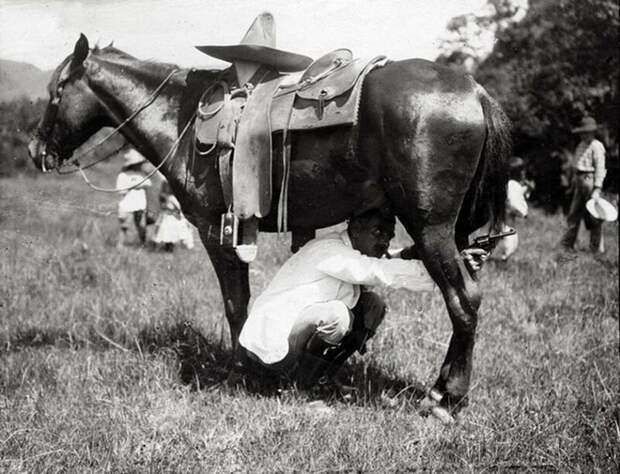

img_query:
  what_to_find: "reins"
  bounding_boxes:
[77,112,195,193]
[50,68,190,193]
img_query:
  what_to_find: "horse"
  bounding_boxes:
[28,34,511,422]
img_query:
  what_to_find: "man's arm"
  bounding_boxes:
[392,244,488,273]
[316,243,436,292]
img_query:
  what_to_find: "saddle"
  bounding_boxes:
[195,50,388,261]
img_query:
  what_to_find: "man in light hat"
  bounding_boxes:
[116,148,152,248]
[560,116,607,253]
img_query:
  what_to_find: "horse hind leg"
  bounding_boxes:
[391,220,481,423]
[421,224,482,418]
[386,148,484,421]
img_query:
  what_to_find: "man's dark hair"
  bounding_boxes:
[349,205,396,226]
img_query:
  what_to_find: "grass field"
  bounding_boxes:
[1,172,618,472]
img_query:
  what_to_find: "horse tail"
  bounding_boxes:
[457,85,512,236]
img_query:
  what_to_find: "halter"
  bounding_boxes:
[36,65,183,176]
[37,81,66,173]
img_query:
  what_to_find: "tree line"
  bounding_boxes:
[438,0,619,213]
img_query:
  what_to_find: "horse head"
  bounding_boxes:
[29,34,112,172]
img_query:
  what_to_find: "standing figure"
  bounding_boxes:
[115,148,151,248]
[153,180,195,251]
[238,207,488,388]
[495,157,529,260]
[560,117,607,253]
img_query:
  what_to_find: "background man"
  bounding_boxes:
[560,116,607,253]
[239,207,487,387]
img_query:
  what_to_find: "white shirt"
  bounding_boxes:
[239,231,436,364]
[116,171,151,214]
[573,138,606,188]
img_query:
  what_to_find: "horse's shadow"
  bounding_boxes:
[140,321,427,409]
[5,320,426,408]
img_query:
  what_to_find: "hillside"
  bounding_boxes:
[0,59,51,102]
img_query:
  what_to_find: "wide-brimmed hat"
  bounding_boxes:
[571,116,599,134]
[586,197,618,222]
[123,149,146,168]
[196,12,313,72]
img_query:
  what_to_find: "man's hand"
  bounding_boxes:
[461,248,489,273]
[591,187,602,200]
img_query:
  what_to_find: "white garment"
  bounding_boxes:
[495,180,528,260]
[153,195,195,248]
[116,171,151,214]
[506,179,528,218]
[239,231,436,364]
[494,224,519,261]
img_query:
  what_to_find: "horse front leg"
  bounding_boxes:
[417,223,482,422]
[198,224,250,360]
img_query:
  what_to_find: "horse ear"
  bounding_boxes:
[70,33,89,70]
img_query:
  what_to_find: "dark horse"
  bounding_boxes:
[29,35,511,420]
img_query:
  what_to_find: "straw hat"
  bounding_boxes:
[123,149,146,168]
[571,116,599,134]
[195,12,313,72]
[586,197,618,222]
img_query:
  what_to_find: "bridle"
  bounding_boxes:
[37,79,67,173]
[35,62,184,176]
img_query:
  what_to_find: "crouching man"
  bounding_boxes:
[239,207,488,387]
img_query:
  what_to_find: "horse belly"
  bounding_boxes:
[261,129,365,230]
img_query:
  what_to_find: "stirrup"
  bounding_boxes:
[220,211,258,263]
[235,217,258,263]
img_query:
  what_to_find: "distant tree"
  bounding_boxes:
[436,0,527,72]
[475,0,619,211]
[439,0,619,211]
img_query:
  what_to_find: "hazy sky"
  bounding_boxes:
[1,0,494,70]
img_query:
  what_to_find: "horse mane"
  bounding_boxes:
[91,45,181,75]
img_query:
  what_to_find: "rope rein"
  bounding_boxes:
[57,143,128,175]
[78,111,196,193]
[57,68,186,193]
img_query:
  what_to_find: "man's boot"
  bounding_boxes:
[296,333,342,388]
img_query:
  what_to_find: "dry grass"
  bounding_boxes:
[1,173,618,472]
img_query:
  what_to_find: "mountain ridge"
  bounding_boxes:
[0,59,51,102]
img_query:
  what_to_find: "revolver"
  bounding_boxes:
[472,227,516,252]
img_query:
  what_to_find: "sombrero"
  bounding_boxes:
[586,197,618,222]
[195,12,313,73]
[571,116,599,134]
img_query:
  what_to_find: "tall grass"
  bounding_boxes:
[1,173,618,472]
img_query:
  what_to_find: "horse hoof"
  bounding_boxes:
[419,389,457,425]
[431,405,456,425]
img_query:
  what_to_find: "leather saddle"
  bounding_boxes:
[194,50,388,260]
